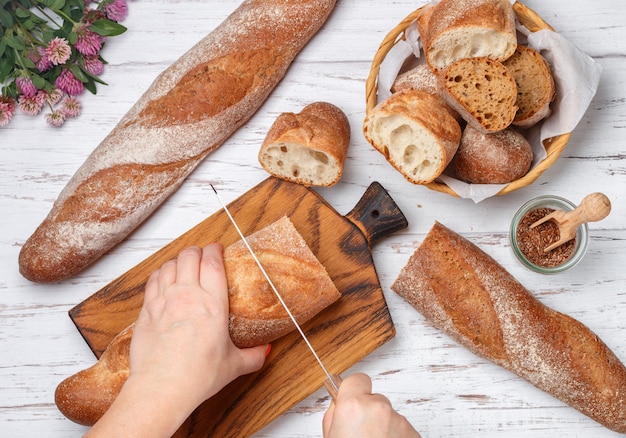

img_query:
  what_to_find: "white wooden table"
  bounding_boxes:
[2,0,625,436]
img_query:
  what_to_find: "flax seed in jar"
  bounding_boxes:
[510,195,589,274]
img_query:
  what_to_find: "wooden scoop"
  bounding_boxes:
[530,192,611,252]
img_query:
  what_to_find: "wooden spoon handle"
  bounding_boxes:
[573,192,612,225]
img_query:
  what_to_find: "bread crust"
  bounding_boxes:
[19,0,337,283]
[392,222,626,433]
[454,125,533,184]
[258,102,350,187]
[55,216,341,426]
[363,89,461,184]
[418,0,517,71]
[391,64,460,121]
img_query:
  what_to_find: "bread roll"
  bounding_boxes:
[363,89,461,184]
[503,45,556,128]
[258,102,350,187]
[392,222,626,433]
[454,125,533,184]
[55,216,341,426]
[417,0,517,71]
[441,57,518,133]
[19,0,337,283]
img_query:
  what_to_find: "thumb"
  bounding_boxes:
[234,344,269,376]
[322,400,335,436]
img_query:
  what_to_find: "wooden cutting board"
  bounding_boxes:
[68,177,408,437]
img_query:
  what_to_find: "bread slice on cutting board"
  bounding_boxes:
[55,216,341,426]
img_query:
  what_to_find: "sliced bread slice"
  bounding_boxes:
[441,57,518,133]
[503,45,556,128]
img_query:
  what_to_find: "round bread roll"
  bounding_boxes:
[258,102,350,187]
[363,89,461,185]
[454,125,533,184]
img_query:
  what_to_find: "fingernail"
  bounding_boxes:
[265,344,272,357]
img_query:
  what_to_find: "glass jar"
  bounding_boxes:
[510,195,589,274]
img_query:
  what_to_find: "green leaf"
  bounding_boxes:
[90,19,127,37]
[0,7,14,28]
[44,0,65,10]
[15,8,31,19]
[5,35,25,50]
[84,78,97,94]
[67,30,77,45]
[70,63,88,82]
[0,37,7,58]
[31,73,46,89]
[21,56,35,69]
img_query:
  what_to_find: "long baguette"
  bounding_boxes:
[392,222,626,433]
[19,0,337,283]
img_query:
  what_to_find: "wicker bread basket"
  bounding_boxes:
[365,1,571,197]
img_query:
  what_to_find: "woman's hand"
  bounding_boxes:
[322,373,421,438]
[86,244,268,437]
[129,244,268,407]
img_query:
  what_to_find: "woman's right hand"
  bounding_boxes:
[322,373,421,438]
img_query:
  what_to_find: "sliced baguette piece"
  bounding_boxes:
[441,57,518,133]
[392,222,626,433]
[417,0,517,71]
[55,216,341,426]
[454,125,533,184]
[363,89,461,184]
[258,102,350,187]
[503,45,556,128]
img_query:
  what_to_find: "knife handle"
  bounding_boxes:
[324,374,343,401]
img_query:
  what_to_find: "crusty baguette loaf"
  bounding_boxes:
[363,89,461,184]
[441,57,518,133]
[258,102,350,187]
[18,0,337,283]
[392,222,626,433]
[503,44,556,128]
[417,0,517,71]
[55,216,341,426]
[454,125,533,184]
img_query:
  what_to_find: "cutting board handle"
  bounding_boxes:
[345,182,408,247]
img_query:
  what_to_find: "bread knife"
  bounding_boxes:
[210,185,342,400]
